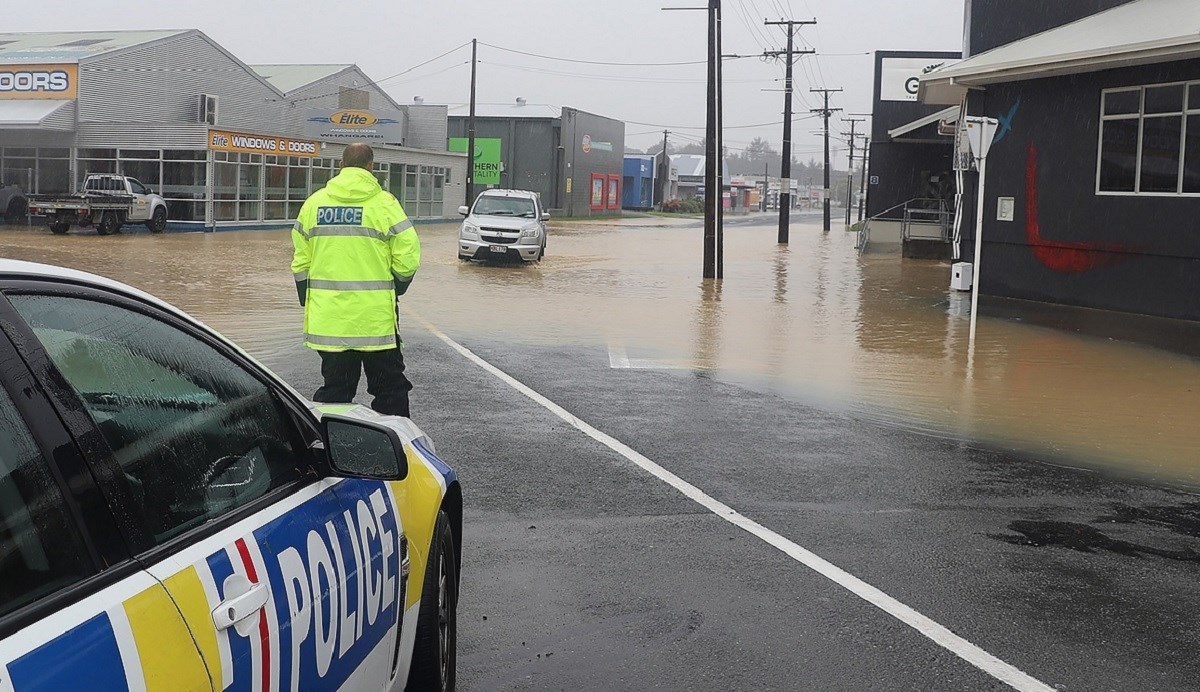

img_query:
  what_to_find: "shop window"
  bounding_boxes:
[119,149,159,160]
[167,200,205,223]
[590,173,606,210]
[607,175,620,210]
[388,163,405,199]
[311,159,335,191]
[120,160,161,190]
[1098,81,1200,195]
[244,201,266,221]
[164,150,206,161]
[37,159,70,195]
[162,161,206,203]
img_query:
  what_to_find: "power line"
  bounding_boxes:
[622,113,818,130]
[280,41,471,104]
[478,41,751,67]
[481,60,774,85]
[389,60,469,85]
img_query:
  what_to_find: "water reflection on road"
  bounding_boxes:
[3,215,1199,487]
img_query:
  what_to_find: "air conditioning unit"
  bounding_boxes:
[198,94,218,126]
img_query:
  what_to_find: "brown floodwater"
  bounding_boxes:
[3,216,1199,488]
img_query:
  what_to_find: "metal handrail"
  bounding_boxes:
[901,198,951,243]
[858,197,949,255]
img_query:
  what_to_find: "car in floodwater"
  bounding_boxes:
[0,259,462,691]
[457,189,549,263]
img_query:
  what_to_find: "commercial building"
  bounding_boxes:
[869,0,1200,322]
[0,30,467,230]
[622,154,657,210]
[671,154,730,201]
[864,49,962,250]
[447,103,625,216]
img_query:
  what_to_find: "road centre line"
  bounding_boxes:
[411,315,1055,692]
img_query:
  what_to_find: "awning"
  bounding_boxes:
[0,100,75,130]
[919,0,1200,104]
[887,105,960,141]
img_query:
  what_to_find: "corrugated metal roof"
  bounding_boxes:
[446,103,562,119]
[920,0,1200,104]
[251,64,354,93]
[0,30,186,63]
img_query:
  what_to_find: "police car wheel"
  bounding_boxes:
[408,510,457,692]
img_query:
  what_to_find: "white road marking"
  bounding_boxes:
[414,316,1056,692]
[607,340,687,370]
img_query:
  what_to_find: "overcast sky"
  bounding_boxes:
[9,0,964,160]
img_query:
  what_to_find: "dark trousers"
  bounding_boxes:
[314,343,412,418]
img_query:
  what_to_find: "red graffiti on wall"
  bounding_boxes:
[1025,143,1133,273]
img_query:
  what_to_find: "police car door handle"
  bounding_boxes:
[212,580,270,634]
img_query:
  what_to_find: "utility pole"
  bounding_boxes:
[656,129,670,209]
[763,19,816,244]
[702,0,720,279]
[810,87,842,232]
[843,118,863,228]
[858,136,869,222]
[465,38,477,208]
[762,161,768,212]
[710,0,720,280]
[663,1,722,279]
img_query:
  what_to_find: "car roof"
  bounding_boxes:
[478,189,538,199]
[0,259,168,307]
[0,258,314,405]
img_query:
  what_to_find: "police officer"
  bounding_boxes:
[290,142,420,417]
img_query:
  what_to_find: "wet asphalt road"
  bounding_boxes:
[265,325,1200,692]
[5,217,1199,690]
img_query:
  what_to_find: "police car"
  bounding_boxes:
[0,259,461,691]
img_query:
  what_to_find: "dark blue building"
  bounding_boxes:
[919,0,1200,322]
[622,155,656,210]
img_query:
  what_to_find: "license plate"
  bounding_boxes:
[489,245,507,254]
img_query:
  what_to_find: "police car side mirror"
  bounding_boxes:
[457,205,470,216]
[541,212,551,221]
[322,414,408,481]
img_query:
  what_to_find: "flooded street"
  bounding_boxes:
[3,215,1199,488]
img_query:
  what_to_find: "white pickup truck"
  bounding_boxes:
[28,174,169,235]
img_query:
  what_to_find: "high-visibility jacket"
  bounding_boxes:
[291,166,420,352]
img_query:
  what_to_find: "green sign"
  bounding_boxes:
[448,137,502,185]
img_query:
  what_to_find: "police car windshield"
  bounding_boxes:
[474,196,536,218]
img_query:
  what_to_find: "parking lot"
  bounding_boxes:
[4,216,1200,690]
